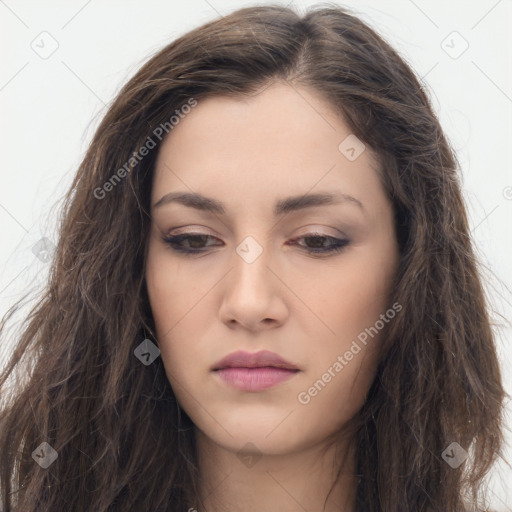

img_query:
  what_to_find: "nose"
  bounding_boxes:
[218,239,289,332]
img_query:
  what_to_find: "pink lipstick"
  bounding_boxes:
[212,350,300,391]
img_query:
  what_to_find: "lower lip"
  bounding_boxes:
[214,367,299,391]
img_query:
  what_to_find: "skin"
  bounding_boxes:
[145,81,400,512]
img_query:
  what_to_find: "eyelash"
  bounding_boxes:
[161,232,350,256]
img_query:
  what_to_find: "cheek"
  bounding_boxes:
[145,249,175,334]
[145,247,187,369]
[145,243,204,333]
[145,245,215,391]
[296,347,377,440]
[296,271,392,433]
[302,241,398,411]
[319,247,397,338]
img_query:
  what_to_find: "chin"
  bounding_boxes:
[195,413,312,455]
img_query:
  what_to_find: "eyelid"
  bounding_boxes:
[166,225,217,236]
[166,225,345,238]
[292,226,347,238]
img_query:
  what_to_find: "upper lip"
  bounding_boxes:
[212,350,299,371]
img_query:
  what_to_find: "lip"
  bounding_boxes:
[211,350,299,371]
[215,367,299,391]
[211,350,300,392]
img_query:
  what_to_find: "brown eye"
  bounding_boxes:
[289,233,350,255]
[162,233,222,254]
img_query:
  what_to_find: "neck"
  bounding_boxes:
[193,428,358,512]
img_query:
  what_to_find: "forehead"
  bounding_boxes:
[151,83,386,216]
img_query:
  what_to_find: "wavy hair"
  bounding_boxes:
[0,3,506,511]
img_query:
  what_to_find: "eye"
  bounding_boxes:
[288,233,350,255]
[161,232,350,256]
[161,233,222,254]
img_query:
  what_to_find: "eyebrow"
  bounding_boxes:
[152,191,363,216]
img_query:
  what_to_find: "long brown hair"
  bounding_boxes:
[0,4,506,511]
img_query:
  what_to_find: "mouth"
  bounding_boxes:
[211,350,300,391]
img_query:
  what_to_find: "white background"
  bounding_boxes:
[0,0,511,509]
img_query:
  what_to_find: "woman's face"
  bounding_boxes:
[145,82,399,455]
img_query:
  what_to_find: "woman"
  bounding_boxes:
[0,4,506,511]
